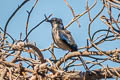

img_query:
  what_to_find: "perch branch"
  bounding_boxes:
[56,49,120,67]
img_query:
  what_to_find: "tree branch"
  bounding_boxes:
[56,49,120,67]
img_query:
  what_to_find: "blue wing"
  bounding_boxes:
[59,30,71,45]
[59,30,78,51]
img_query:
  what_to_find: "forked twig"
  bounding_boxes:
[64,0,80,28]
[3,0,29,45]
[23,14,52,41]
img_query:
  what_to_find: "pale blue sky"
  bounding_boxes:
[0,0,120,75]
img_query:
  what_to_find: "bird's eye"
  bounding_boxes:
[56,20,61,23]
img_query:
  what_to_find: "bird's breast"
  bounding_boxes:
[52,29,71,50]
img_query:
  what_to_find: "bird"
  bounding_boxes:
[47,17,90,71]
[47,17,78,52]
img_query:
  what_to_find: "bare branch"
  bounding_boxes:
[56,49,120,67]
[64,0,80,27]
[2,0,29,45]
[25,0,38,42]
[64,0,97,29]
[23,14,52,41]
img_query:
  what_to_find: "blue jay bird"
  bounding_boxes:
[47,18,78,52]
[47,17,89,71]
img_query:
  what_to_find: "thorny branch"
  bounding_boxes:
[0,0,120,80]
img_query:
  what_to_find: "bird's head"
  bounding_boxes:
[47,18,62,24]
[47,17,64,29]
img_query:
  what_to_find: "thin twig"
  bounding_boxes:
[25,0,38,42]
[64,0,80,27]
[88,5,105,41]
[3,0,29,45]
[23,14,52,41]
[64,0,97,29]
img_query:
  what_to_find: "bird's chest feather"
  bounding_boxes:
[52,29,70,50]
[52,29,61,43]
